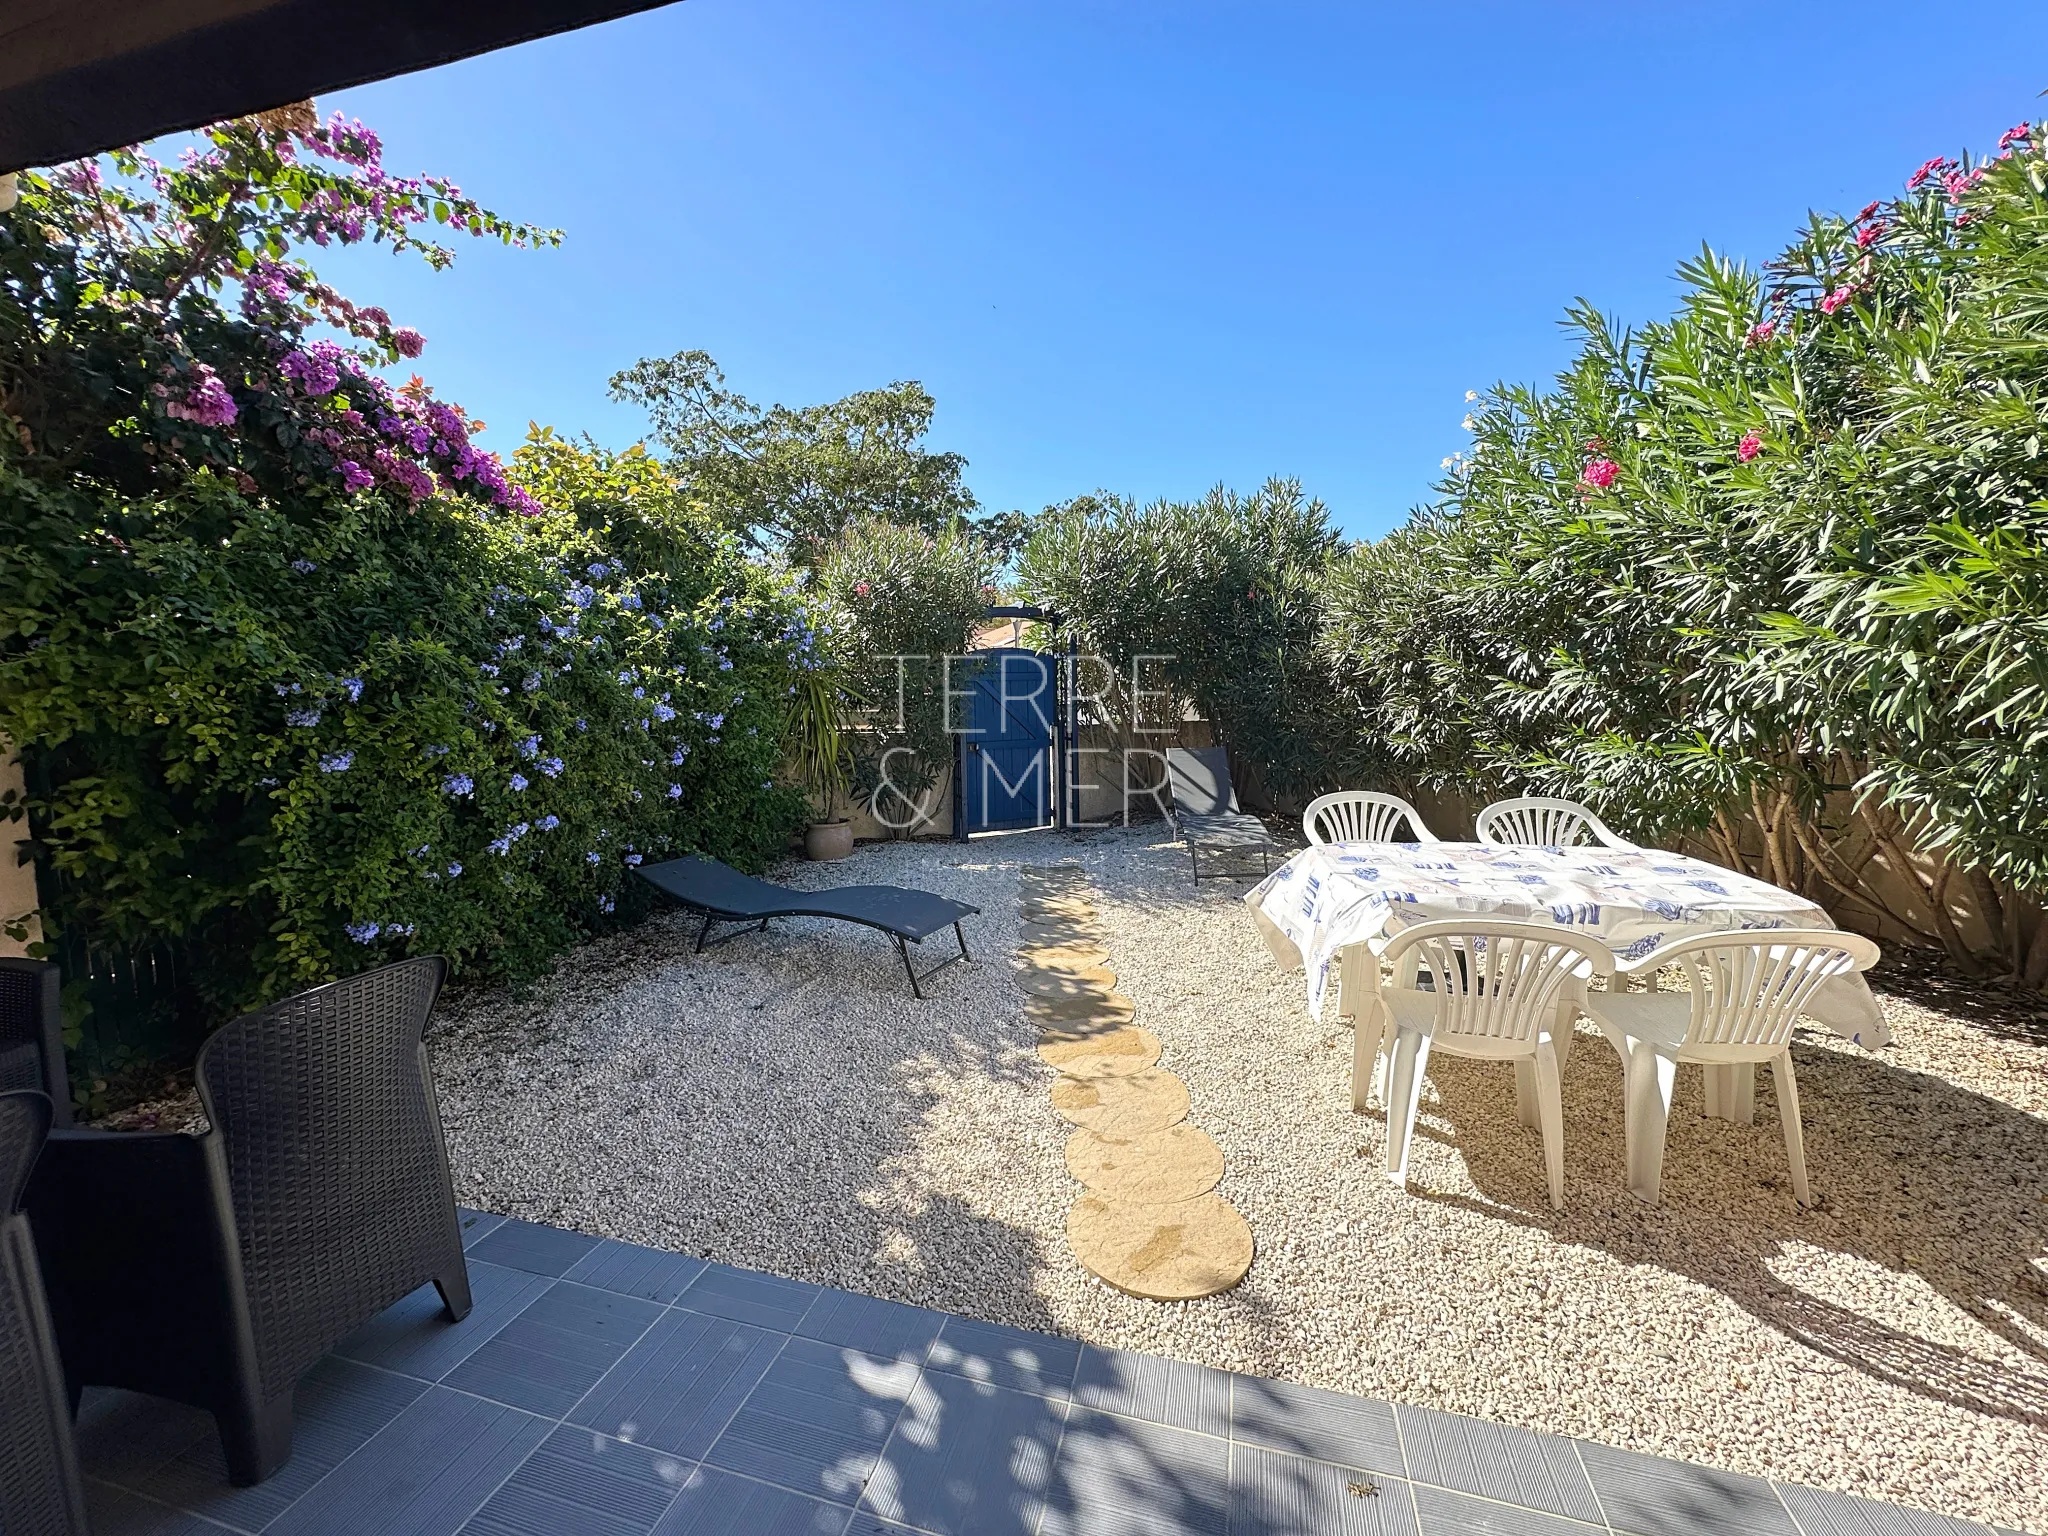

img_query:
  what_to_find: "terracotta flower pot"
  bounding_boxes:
[805,819,854,861]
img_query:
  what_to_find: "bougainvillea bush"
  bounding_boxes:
[1321,114,2048,984]
[0,111,804,1059]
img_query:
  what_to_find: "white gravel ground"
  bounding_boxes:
[429,827,2048,1533]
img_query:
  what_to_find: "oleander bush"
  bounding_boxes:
[0,111,805,1074]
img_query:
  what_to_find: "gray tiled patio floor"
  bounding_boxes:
[74,1211,2005,1536]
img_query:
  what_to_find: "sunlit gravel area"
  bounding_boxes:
[430,825,2048,1534]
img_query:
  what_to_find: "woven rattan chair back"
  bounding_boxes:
[1,1089,90,1535]
[0,958,70,1124]
[196,955,461,1401]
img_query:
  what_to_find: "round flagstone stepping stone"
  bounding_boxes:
[1067,1191,1253,1301]
[1050,1068,1189,1135]
[1037,1025,1162,1078]
[1016,965,1120,1000]
[1019,898,1095,922]
[1026,991,1136,1028]
[1064,1124,1225,1203]
[1015,942,1113,971]
[1019,919,1100,947]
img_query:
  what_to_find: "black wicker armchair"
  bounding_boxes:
[1,1089,90,1536]
[0,957,70,1126]
[26,955,473,1486]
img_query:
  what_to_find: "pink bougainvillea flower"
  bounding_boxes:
[1819,285,1856,315]
[1745,320,1777,347]
[392,328,425,359]
[1737,431,1763,462]
[1580,458,1620,490]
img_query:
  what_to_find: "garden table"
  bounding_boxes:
[1245,841,1889,1049]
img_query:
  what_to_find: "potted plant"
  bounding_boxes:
[784,667,860,860]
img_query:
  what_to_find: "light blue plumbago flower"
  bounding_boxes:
[568,585,595,609]
[410,844,431,857]
[651,703,676,723]
[541,757,565,777]
[509,773,529,792]
[598,895,615,914]
[273,682,301,696]
[286,707,323,728]
[498,636,523,655]
[342,678,364,702]
[479,662,499,677]
[519,734,540,758]
[385,922,416,938]
[670,748,688,765]
[320,751,354,772]
[488,832,515,855]
[625,853,642,866]
[585,851,601,865]
[649,615,663,631]
[617,670,633,685]
[443,774,475,797]
[522,674,541,693]
[717,656,732,672]
[632,686,645,699]
[446,862,463,877]
[707,713,724,730]
[290,558,317,574]
[575,718,588,731]
[630,788,643,802]
[622,592,642,610]
[587,562,609,579]
[537,814,561,831]
[346,921,380,943]
[667,784,683,799]
[423,744,451,758]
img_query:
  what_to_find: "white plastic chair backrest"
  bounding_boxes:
[1302,791,1438,846]
[1652,929,1880,1051]
[1380,920,1614,1047]
[1475,796,1633,850]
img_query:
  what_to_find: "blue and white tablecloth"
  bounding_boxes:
[1244,842,1888,1048]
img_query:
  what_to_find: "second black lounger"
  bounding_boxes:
[636,855,980,998]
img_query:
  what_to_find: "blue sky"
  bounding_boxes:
[311,1,2048,540]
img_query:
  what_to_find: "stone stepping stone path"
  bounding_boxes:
[1016,864,1253,1301]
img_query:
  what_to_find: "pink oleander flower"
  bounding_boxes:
[1853,200,1882,223]
[1738,432,1762,462]
[1907,156,1952,191]
[163,363,238,427]
[1999,121,2034,151]
[1820,285,1856,315]
[1580,458,1620,490]
[1855,222,1885,248]
[1746,320,1777,347]
[853,581,871,596]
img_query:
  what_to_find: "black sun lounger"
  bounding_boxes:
[636,856,981,998]
[1167,746,1279,881]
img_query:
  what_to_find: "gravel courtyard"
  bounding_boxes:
[430,827,2048,1533]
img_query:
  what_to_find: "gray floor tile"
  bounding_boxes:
[142,1356,428,1530]
[336,1261,554,1380]
[655,1465,853,1535]
[84,1480,242,1536]
[567,1239,711,1304]
[861,1371,1064,1535]
[1072,1345,1232,1437]
[1395,1403,1601,1523]
[467,1217,604,1276]
[926,1316,1081,1400]
[1412,1482,1604,1536]
[702,1337,927,1506]
[1231,1444,1421,1535]
[458,1209,508,1249]
[75,1390,218,1490]
[1775,1481,1987,1535]
[795,1288,945,1363]
[443,1280,666,1416]
[1040,1407,1230,1536]
[570,1308,787,1458]
[1577,1440,1799,1536]
[265,1385,553,1536]
[459,1425,693,1536]
[842,1518,922,1536]
[678,1264,822,1331]
[1230,1377,1401,1478]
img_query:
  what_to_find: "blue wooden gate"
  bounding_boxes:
[957,649,1055,833]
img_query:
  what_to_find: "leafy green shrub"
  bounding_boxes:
[812,515,993,831]
[0,115,806,1068]
[1019,480,1350,805]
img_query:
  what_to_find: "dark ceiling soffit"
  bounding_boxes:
[0,0,683,174]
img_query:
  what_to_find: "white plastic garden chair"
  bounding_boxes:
[1474,795,1636,850]
[1579,929,1880,1205]
[1368,920,1616,1210]
[1302,791,1440,847]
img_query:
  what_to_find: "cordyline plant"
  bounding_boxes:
[1,111,806,1083]
[1321,112,2048,985]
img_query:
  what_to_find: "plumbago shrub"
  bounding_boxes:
[1322,112,2048,983]
[812,516,992,832]
[0,112,805,1039]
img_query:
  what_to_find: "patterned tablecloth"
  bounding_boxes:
[1244,841,1889,1049]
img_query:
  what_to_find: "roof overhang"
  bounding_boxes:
[0,0,685,174]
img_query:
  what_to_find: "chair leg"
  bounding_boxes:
[220,1391,295,1486]
[1369,1010,1399,1110]
[1730,1063,1755,1125]
[1772,1050,1810,1205]
[1703,1062,1725,1121]
[1383,1029,1432,1191]
[1513,1060,1539,1129]
[1532,1040,1566,1211]
[1351,1005,1375,1114]
[435,1259,473,1323]
[1624,1041,1677,1204]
